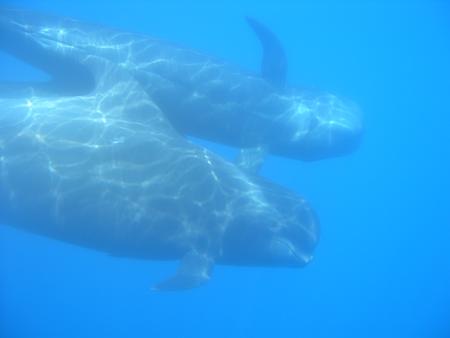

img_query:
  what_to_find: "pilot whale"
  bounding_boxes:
[0,9,319,290]
[0,8,362,171]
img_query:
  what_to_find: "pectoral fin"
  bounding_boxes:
[153,250,214,291]
[236,147,266,174]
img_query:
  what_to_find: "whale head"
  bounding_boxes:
[245,16,363,161]
[266,89,363,161]
[221,177,319,268]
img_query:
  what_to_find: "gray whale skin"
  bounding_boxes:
[0,8,360,290]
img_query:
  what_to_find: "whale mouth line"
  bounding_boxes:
[271,237,308,267]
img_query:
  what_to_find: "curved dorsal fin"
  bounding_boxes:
[246,16,287,88]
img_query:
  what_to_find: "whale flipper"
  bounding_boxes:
[153,251,214,291]
[246,16,287,88]
[236,147,266,174]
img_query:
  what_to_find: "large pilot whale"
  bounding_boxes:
[0,8,362,170]
[0,8,319,290]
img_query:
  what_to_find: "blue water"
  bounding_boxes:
[1,1,449,337]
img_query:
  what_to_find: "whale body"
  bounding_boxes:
[0,8,362,167]
[0,8,320,290]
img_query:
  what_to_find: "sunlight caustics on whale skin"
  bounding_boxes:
[0,8,320,290]
[0,66,319,287]
[0,7,362,163]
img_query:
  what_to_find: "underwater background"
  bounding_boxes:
[0,0,449,337]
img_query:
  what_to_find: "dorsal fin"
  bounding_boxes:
[246,16,287,88]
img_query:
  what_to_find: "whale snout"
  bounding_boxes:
[316,102,363,156]
[268,199,320,268]
[281,92,363,161]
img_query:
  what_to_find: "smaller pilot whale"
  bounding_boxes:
[0,8,362,172]
[0,9,320,290]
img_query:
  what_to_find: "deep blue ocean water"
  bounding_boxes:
[0,1,449,337]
